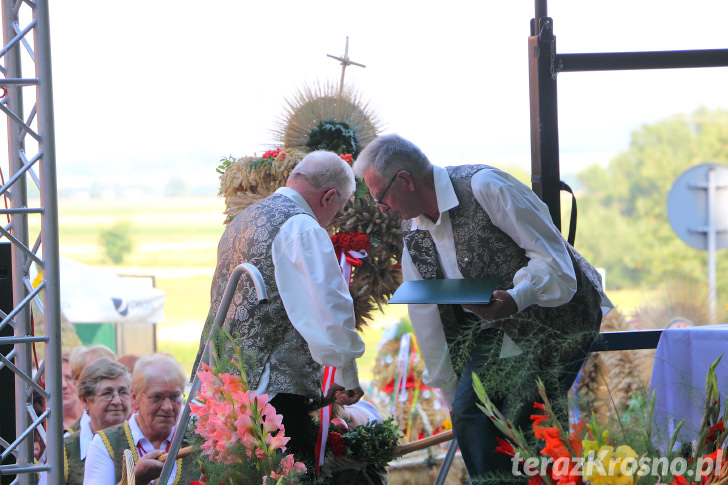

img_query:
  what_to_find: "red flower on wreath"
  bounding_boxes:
[339,153,353,164]
[327,431,346,457]
[261,147,285,160]
[331,231,371,253]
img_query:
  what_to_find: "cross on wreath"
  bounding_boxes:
[327,36,366,95]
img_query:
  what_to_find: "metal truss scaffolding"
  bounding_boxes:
[0,0,62,484]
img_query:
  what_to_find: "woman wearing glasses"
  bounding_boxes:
[83,353,199,485]
[56,358,131,485]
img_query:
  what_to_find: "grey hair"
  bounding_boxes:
[69,344,117,381]
[130,353,186,395]
[352,134,431,180]
[77,358,130,400]
[288,150,356,199]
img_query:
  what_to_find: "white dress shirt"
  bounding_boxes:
[262,187,364,392]
[78,411,92,460]
[403,165,585,404]
[83,414,178,485]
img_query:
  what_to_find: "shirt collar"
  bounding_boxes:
[275,187,315,218]
[128,413,175,450]
[412,165,459,230]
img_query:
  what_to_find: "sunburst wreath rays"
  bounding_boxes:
[271,82,383,153]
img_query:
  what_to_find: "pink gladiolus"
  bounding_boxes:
[267,431,290,452]
[278,454,294,475]
[234,412,253,434]
[241,432,258,451]
[262,410,283,433]
[191,352,307,483]
[220,373,244,393]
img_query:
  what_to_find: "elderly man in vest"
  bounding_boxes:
[199,150,366,471]
[353,134,611,481]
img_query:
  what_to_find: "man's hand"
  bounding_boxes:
[462,290,518,322]
[335,386,364,406]
[323,384,364,406]
[133,450,164,485]
[322,383,345,407]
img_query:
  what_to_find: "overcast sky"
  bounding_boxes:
[39,1,728,190]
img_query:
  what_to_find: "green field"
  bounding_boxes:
[45,195,651,383]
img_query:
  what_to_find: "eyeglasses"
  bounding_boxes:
[94,387,131,402]
[372,170,409,209]
[143,392,184,405]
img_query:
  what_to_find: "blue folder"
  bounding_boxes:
[388,278,501,305]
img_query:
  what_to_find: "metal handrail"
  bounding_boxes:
[158,263,267,484]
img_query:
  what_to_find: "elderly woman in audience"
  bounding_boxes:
[61,353,84,433]
[70,344,117,381]
[62,358,131,485]
[83,353,199,485]
[65,345,117,434]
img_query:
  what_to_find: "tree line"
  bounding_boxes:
[573,107,728,308]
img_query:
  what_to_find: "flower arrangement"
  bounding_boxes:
[473,356,728,485]
[249,147,290,170]
[189,338,306,484]
[318,416,401,483]
[261,148,286,161]
[330,230,371,255]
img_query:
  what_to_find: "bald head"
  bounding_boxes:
[287,151,356,199]
[286,151,355,227]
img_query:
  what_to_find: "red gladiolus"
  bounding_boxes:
[670,475,696,485]
[495,437,515,456]
[705,420,725,443]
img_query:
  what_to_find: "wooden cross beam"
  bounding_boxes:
[327,36,366,95]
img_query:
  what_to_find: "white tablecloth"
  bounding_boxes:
[649,324,728,452]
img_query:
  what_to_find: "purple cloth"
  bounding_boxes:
[649,324,728,452]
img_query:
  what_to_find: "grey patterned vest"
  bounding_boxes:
[403,165,603,370]
[209,193,324,400]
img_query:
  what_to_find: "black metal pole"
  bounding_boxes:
[556,49,728,72]
[528,14,562,229]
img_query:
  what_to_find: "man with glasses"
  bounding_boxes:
[354,134,611,482]
[83,353,199,485]
[197,150,366,473]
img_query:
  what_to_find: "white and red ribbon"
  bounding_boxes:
[315,241,368,473]
[316,365,337,472]
[337,248,368,286]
